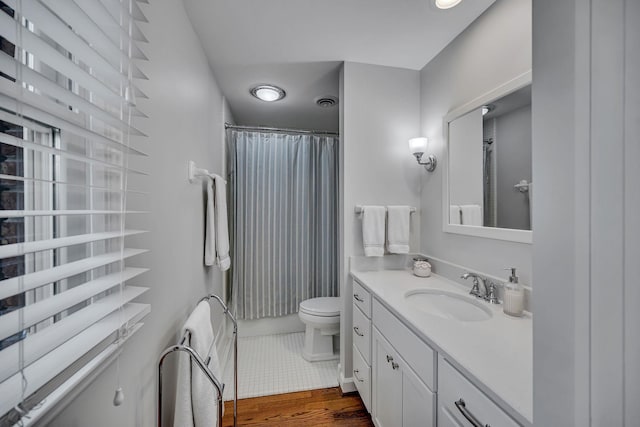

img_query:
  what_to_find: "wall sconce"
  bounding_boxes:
[409,137,437,172]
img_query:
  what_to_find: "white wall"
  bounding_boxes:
[419,0,532,284]
[532,0,640,425]
[448,108,484,207]
[48,1,231,426]
[339,62,421,389]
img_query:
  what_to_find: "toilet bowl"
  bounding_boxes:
[298,297,340,362]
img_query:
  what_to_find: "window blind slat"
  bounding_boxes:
[0,301,149,414]
[0,267,148,341]
[0,131,148,176]
[19,0,142,91]
[37,0,149,82]
[0,52,148,124]
[0,12,124,107]
[0,174,149,194]
[0,286,148,382]
[129,0,149,23]
[0,0,149,421]
[0,248,146,301]
[0,210,146,218]
[0,230,146,258]
[0,93,149,156]
[0,72,146,138]
[71,0,148,60]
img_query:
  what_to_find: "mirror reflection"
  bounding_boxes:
[448,85,532,231]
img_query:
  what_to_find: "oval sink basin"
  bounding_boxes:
[404,289,492,322]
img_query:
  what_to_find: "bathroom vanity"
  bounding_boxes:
[350,269,532,427]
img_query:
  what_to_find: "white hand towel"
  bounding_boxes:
[362,206,386,257]
[386,206,411,254]
[174,301,220,427]
[460,204,482,226]
[449,205,461,225]
[204,177,216,266]
[213,175,231,271]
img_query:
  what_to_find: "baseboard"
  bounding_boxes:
[339,370,357,394]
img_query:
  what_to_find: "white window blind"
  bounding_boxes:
[0,0,149,424]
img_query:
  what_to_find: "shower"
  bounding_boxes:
[483,137,495,227]
[226,126,339,321]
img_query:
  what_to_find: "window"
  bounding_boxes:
[0,1,149,423]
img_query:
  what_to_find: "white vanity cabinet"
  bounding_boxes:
[352,280,372,411]
[371,298,436,427]
[372,328,435,427]
[350,273,527,427]
[438,356,520,427]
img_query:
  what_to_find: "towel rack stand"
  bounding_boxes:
[157,294,238,427]
[354,205,417,215]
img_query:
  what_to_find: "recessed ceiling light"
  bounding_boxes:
[435,0,463,9]
[250,84,286,102]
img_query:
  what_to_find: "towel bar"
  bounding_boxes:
[158,294,238,427]
[354,205,417,215]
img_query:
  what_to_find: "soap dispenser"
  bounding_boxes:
[503,267,524,317]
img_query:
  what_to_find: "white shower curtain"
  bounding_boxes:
[227,130,339,320]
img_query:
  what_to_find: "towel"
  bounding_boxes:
[213,175,231,271]
[174,301,222,427]
[204,178,216,266]
[362,206,385,257]
[386,206,410,254]
[460,204,482,226]
[449,205,461,225]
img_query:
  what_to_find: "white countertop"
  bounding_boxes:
[351,269,533,426]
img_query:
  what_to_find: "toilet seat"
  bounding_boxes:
[299,297,340,317]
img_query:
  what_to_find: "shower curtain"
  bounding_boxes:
[227,130,339,320]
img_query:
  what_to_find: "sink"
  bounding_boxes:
[404,289,492,322]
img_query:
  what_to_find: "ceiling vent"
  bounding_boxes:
[315,96,338,108]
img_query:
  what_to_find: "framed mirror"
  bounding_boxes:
[442,71,532,244]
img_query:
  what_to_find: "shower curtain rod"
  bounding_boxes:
[225,123,339,136]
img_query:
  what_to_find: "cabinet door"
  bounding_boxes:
[402,360,435,427]
[372,332,402,427]
[438,406,464,427]
[438,356,521,427]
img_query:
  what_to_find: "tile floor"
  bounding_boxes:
[222,332,339,400]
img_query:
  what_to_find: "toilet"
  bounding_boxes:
[298,297,340,362]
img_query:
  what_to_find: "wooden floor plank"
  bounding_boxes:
[222,387,373,427]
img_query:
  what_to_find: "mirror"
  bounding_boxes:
[443,71,532,243]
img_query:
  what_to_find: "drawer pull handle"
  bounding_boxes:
[386,355,393,363]
[353,326,364,337]
[354,294,365,302]
[353,369,365,382]
[454,398,491,427]
[391,362,399,370]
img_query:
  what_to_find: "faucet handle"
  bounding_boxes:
[485,281,501,304]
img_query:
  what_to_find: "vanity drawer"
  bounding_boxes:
[372,298,436,391]
[352,303,371,364]
[353,279,371,318]
[353,344,371,413]
[438,357,521,427]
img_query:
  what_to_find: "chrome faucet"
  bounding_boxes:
[461,272,501,304]
[461,272,487,299]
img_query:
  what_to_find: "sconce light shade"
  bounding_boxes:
[409,137,437,172]
[408,137,429,155]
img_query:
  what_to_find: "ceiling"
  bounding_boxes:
[183,0,496,132]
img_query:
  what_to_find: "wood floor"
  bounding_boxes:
[222,387,374,427]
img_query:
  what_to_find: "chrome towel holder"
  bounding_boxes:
[157,294,237,427]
